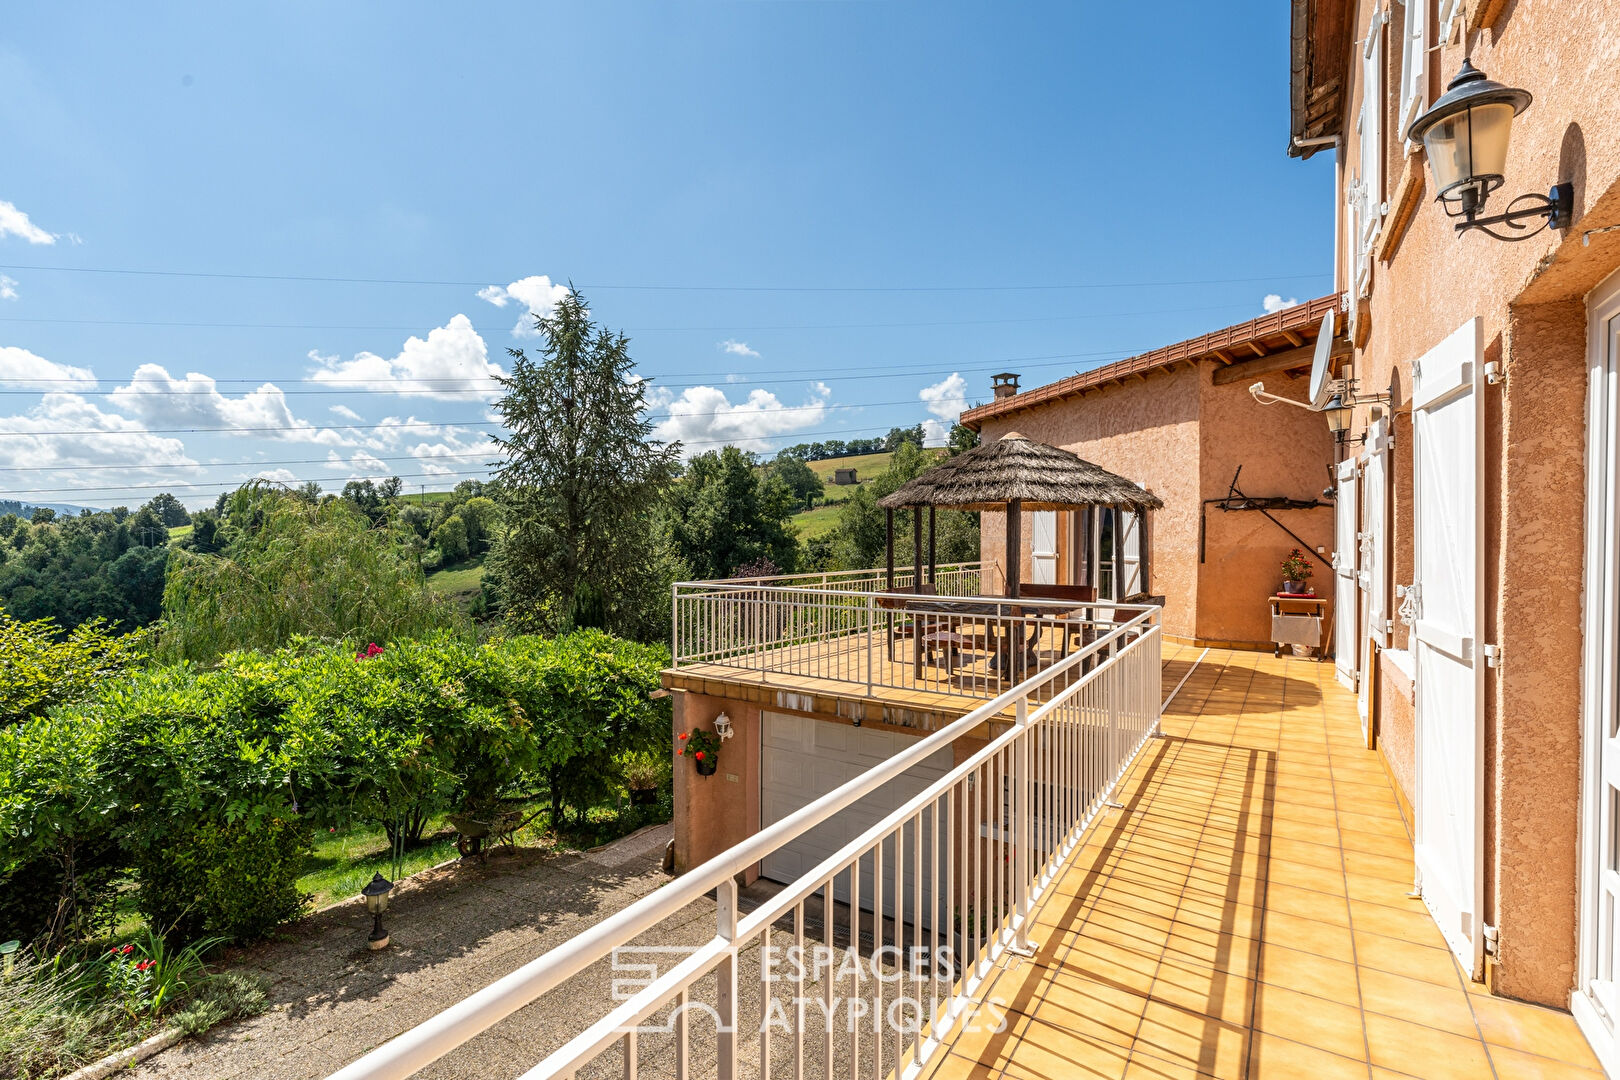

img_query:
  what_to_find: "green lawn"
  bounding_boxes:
[426,558,484,601]
[167,523,193,541]
[792,502,847,540]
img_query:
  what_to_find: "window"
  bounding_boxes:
[1399,0,1430,139]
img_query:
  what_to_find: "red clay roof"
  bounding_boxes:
[960,294,1341,430]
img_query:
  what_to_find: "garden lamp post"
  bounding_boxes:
[1407,58,1572,240]
[362,872,394,950]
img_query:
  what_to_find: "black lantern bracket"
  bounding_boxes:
[1454,182,1573,242]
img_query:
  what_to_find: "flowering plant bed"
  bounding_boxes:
[677,729,721,776]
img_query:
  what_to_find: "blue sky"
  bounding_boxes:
[0,2,1333,509]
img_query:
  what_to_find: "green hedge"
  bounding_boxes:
[0,630,670,946]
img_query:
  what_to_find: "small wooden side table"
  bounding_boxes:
[1269,594,1327,659]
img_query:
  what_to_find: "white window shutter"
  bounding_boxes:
[1355,10,1385,298]
[1400,0,1428,136]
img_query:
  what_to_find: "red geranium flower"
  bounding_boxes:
[678,733,688,740]
[136,960,154,971]
[677,749,684,756]
[694,751,705,760]
[121,944,135,955]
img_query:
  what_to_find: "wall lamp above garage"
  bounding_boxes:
[1407,59,1572,242]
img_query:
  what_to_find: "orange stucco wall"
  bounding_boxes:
[977,366,1200,638]
[975,363,1334,647]
[672,691,761,882]
[1195,364,1336,645]
[1333,0,1620,1005]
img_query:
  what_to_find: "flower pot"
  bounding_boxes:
[1282,580,1307,595]
[694,757,718,776]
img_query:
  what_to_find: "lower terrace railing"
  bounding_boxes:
[716,562,991,596]
[674,579,1148,701]
[327,608,1162,1080]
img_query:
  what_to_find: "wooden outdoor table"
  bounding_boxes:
[1269,593,1327,659]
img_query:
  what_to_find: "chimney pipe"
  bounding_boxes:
[992,373,1020,400]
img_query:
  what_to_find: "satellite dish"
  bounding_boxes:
[1308,309,1338,409]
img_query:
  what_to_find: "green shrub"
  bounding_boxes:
[0,716,123,949]
[171,971,268,1036]
[0,611,151,727]
[135,814,311,943]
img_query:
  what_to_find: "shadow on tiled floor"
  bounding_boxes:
[919,648,1603,1080]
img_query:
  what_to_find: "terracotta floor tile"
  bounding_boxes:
[1355,966,1478,1037]
[1146,965,1255,1025]
[1266,857,1350,896]
[1246,1031,1371,1079]
[1263,881,1353,927]
[999,1012,1134,1080]
[1364,1013,1495,1080]
[1342,849,1416,884]
[1256,942,1361,1006]
[1251,981,1369,1060]
[1121,1056,1221,1080]
[1487,1043,1606,1079]
[1133,1002,1251,1080]
[1470,997,1603,1069]
[1260,909,1357,963]
[1353,932,1463,987]
[1348,898,1450,949]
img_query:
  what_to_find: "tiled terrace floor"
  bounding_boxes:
[922,647,1604,1080]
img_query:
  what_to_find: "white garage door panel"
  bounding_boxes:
[760,712,952,925]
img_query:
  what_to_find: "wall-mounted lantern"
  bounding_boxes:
[712,712,734,741]
[1407,59,1572,241]
[1322,394,1354,443]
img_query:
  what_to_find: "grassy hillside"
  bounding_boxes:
[427,557,485,607]
[788,448,945,539]
[167,523,193,541]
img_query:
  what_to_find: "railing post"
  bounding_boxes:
[716,877,738,1080]
[866,595,875,697]
[1012,695,1035,954]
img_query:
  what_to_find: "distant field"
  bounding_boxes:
[168,523,193,541]
[792,502,846,540]
[788,449,944,538]
[427,558,485,603]
[805,451,896,484]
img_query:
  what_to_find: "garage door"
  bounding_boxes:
[759,712,952,924]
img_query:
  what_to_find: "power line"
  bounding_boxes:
[0,302,1255,336]
[0,261,1332,293]
[0,348,1140,393]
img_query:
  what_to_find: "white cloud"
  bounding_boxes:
[919,372,967,421]
[110,364,347,445]
[326,449,392,482]
[651,382,832,456]
[720,340,760,358]
[478,275,571,338]
[0,345,95,390]
[0,200,57,245]
[308,314,504,400]
[0,393,197,477]
[253,467,299,484]
[329,404,363,422]
[922,419,950,448]
[1262,293,1300,314]
[0,275,17,301]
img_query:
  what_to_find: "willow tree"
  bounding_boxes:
[488,289,680,641]
[160,483,465,662]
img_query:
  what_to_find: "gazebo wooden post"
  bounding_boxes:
[912,507,923,593]
[928,506,937,586]
[1006,497,1022,600]
[885,509,895,592]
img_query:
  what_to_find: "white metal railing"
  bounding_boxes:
[327,609,1163,1080]
[716,562,989,595]
[674,580,1149,701]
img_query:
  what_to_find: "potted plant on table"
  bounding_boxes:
[677,729,722,776]
[1280,549,1314,595]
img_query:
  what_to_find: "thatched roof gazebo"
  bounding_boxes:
[878,432,1164,599]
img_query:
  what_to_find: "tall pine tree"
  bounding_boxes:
[488,289,680,640]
